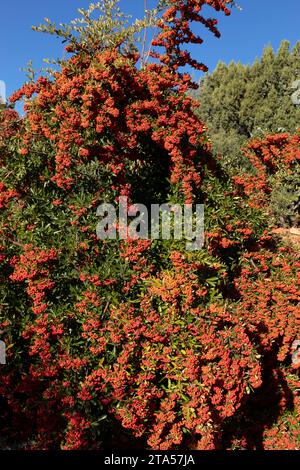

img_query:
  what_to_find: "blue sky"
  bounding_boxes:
[1,0,300,107]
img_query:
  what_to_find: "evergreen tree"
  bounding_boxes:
[196,40,300,172]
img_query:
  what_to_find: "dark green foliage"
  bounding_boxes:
[195,40,300,226]
[269,166,300,227]
[196,41,300,170]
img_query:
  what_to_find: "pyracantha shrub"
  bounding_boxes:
[0,0,299,450]
[152,0,232,74]
[0,108,20,146]
[233,132,300,226]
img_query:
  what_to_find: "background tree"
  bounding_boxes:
[197,41,300,160]
[196,40,300,225]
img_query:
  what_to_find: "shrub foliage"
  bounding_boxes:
[0,0,299,450]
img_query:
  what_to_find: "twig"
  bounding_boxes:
[145,30,157,65]
[141,0,148,67]
[0,233,24,248]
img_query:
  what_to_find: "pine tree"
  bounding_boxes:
[196,40,300,172]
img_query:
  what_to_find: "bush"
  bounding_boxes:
[233,132,300,227]
[0,0,299,450]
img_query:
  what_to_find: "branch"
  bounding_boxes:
[1,233,25,248]
[141,0,148,67]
